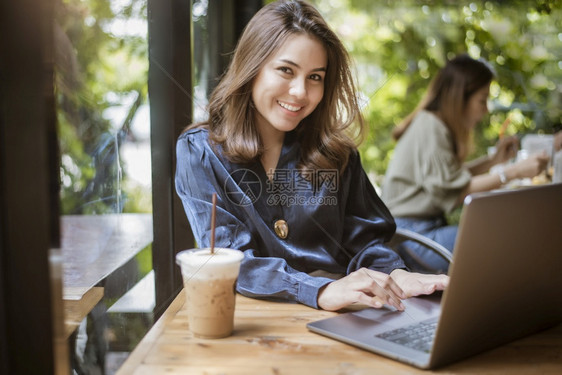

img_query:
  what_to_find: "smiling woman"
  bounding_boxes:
[175,0,449,314]
[204,0,363,176]
[252,33,327,174]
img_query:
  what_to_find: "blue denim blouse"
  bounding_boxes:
[175,128,405,308]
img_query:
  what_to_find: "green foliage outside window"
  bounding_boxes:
[311,0,561,184]
[56,0,149,215]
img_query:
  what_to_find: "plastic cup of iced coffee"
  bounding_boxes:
[176,247,244,339]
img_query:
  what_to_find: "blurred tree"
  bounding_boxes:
[311,0,561,183]
[55,0,148,214]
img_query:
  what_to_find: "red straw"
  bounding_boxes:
[210,193,217,254]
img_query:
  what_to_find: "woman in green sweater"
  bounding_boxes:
[382,54,549,273]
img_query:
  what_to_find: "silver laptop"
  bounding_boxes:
[307,182,562,369]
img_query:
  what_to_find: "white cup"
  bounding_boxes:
[521,134,554,157]
[176,247,244,338]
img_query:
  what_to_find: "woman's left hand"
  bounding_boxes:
[390,269,449,298]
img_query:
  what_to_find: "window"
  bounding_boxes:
[55,0,155,372]
[1,1,259,373]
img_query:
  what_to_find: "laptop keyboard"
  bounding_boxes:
[375,317,438,353]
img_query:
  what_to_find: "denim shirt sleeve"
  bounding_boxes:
[174,129,332,308]
[340,152,407,274]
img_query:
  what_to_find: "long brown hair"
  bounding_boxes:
[392,54,495,161]
[190,0,364,173]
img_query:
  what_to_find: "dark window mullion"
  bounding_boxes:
[0,0,62,373]
[148,0,195,320]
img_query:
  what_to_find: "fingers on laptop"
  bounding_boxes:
[357,268,405,310]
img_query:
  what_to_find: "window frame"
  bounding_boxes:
[0,0,61,373]
[148,0,195,320]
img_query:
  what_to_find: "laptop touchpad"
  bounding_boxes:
[352,294,442,332]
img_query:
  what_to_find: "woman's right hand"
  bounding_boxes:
[509,151,550,179]
[493,136,519,164]
[317,268,406,311]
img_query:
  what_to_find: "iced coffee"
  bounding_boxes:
[176,248,244,338]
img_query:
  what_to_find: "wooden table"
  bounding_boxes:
[118,291,562,374]
[63,287,104,339]
[61,213,153,300]
[60,213,153,340]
